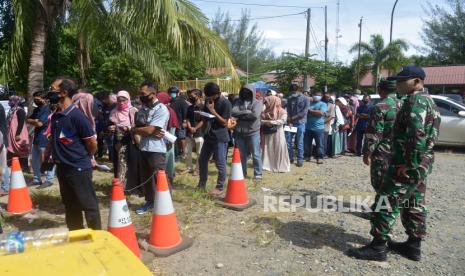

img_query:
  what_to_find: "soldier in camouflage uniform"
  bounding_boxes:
[362,79,401,193]
[348,66,441,262]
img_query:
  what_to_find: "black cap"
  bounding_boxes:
[168,86,180,94]
[388,65,426,81]
[378,79,397,91]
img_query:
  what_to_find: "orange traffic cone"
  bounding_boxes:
[7,157,33,214]
[217,147,256,211]
[108,178,141,258]
[141,170,193,257]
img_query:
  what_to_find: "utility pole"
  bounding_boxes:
[324,5,328,93]
[335,0,341,62]
[356,17,363,90]
[303,8,311,92]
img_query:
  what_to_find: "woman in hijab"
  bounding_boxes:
[109,91,139,190]
[157,92,180,185]
[72,88,97,130]
[261,95,290,173]
[6,95,30,170]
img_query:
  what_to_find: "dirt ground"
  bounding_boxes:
[1,150,464,275]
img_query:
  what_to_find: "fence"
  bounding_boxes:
[163,78,241,94]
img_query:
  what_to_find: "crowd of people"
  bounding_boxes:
[0,64,442,265]
[0,76,381,230]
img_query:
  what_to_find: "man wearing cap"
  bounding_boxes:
[358,78,400,223]
[362,79,400,193]
[348,66,441,261]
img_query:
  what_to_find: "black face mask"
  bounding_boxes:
[34,100,44,107]
[189,97,197,103]
[140,94,153,106]
[46,92,61,105]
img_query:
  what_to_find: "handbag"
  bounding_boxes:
[262,124,278,134]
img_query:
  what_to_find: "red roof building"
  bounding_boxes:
[360,65,465,94]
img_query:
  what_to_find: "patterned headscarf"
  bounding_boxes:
[72,91,95,129]
[262,95,286,120]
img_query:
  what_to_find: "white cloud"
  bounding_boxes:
[263,30,284,39]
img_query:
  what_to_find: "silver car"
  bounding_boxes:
[365,94,465,147]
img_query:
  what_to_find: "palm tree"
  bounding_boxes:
[350,34,408,91]
[2,0,233,109]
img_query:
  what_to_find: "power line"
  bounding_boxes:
[228,11,306,22]
[310,23,325,59]
[193,0,324,9]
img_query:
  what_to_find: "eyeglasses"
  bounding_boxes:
[47,86,60,93]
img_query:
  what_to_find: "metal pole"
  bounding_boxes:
[335,0,340,62]
[356,17,363,90]
[246,36,249,83]
[303,8,311,91]
[390,0,399,43]
[324,5,328,93]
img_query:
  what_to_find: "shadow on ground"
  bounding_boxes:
[255,217,371,252]
[30,192,65,215]
[3,214,62,231]
[286,188,372,221]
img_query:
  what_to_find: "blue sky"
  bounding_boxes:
[192,0,448,64]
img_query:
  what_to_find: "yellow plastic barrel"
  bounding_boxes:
[0,229,152,275]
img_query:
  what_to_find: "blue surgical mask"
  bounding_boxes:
[313,96,322,102]
[170,93,177,99]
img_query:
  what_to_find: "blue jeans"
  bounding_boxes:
[285,123,305,163]
[31,144,56,184]
[1,167,9,192]
[304,129,325,160]
[234,132,262,177]
[356,129,365,156]
[198,141,228,190]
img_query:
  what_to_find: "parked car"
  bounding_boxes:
[368,94,465,147]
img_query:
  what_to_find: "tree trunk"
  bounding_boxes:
[77,33,89,87]
[373,65,380,93]
[27,13,47,115]
[26,0,62,114]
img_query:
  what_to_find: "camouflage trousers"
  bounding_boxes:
[370,166,427,241]
[370,158,391,193]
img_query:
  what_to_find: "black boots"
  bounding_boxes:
[347,239,388,261]
[348,236,422,262]
[388,236,422,261]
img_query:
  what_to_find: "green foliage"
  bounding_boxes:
[274,53,317,92]
[0,0,14,45]
[350,34,408,89]
[42,24,209,93]
[2,0,234,98]
[422,0,465,64]
[211,9,275,74]
[274,53,354,93]
[407,54,438,67]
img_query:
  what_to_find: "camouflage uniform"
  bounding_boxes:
[362,93,401,193]
[370,91,441,241]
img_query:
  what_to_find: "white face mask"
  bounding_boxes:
[331,96,336,102]
[244,101,251,108]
